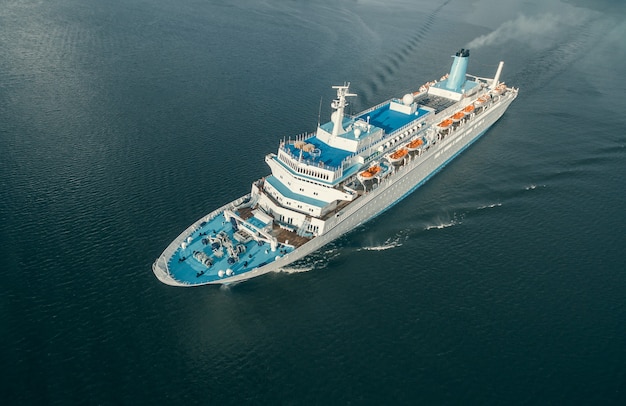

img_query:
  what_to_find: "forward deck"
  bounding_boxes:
[165,208,298,284]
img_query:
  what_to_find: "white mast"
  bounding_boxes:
[490,61,504,89]
[330,83,356,137]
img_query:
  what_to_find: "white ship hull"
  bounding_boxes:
[153,49,518,286]
[153,89,516,286]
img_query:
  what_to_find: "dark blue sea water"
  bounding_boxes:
[2,0,626,404]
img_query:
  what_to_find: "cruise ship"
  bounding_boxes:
[153,49,518,286]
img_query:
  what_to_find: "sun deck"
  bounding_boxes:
[416,94,461,113]
[358,102,431,133]
[282,136,353,168]
[282,101,430,170]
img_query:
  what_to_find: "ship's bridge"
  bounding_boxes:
[276,98,433,185]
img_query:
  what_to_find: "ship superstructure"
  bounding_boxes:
[153,49,518,286]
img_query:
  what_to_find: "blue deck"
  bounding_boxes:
[359,103,429,133]
[283,136,352,169]
[247,216,267,229]
[166,212,293,284]
[284,103,428,170]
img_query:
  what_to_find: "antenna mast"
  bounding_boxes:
[317,96,323,127]
[331,83,357,137]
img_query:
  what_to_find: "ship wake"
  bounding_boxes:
[423,212,464,230]
[277,265,315,274]
[358,234,404,251]
[424,221,458,230]
[275,246,341,275]
[525,184,546,191]
[477,202,502,210]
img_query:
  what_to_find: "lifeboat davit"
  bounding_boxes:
[451,111,465,122]
[406,138,424,151]
[358,164,381,182]
[387,148,409,163]
[437,118,454,130]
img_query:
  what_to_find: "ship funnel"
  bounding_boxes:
[445,49,470,92]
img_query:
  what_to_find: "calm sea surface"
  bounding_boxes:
[2,0,625,404]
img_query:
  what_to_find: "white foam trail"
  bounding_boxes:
[361,244,399,251]
[359,241,400,251]
[477,202,502,210]
[425,221,457,230]
[467,11,591,50]
[358,232,405,252]
[277,265,315,274]
[273,245,341,275]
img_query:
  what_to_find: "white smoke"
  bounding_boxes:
[467,11,593,50]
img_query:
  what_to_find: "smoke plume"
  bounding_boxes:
[467,11,592,50]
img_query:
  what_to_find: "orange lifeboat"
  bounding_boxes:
[360,165,380,178]
[463,104,475,114]
[437,118,454,130]
[358,165,381,181]
[451,111,465,122]
[388,148,408,163]
[406,138,424,151]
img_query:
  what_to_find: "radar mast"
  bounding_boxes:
[330,83,357,137]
